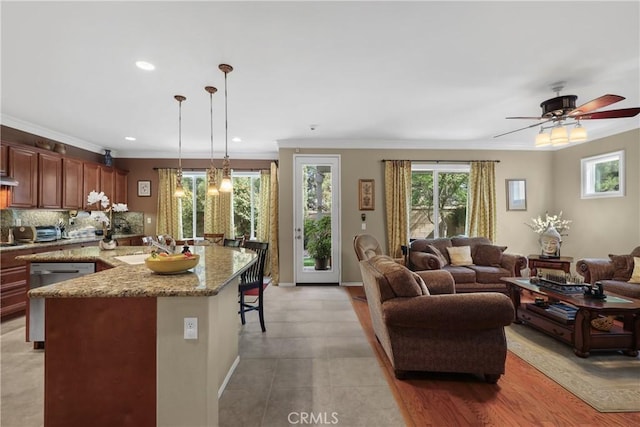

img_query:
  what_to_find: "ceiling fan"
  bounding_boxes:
[494,83,640,142]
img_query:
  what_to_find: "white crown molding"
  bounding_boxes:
[1,114,108,155]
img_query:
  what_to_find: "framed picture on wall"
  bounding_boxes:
[137,180,151,197]
[506,179,526,211]
[359,179,375,210]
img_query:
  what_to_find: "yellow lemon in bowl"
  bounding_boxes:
[145,253,200,274]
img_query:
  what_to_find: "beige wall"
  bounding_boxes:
[278,129,639,283]
[552,129,639,261]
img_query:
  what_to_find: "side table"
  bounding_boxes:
[528,255,573,276]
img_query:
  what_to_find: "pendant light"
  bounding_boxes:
[218,63,234,193]
[205,86,219,196]
[174,95,186,197]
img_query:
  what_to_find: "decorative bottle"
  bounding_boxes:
[104,149,113,167]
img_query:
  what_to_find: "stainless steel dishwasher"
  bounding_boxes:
[29,262,96,344]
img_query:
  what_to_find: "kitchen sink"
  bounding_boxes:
[114,253,149,265]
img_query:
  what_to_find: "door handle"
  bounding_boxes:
[33,270,81,275]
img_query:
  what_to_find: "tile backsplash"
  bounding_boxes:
[0,209,144,241]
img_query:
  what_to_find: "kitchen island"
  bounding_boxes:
[21,245,257,427]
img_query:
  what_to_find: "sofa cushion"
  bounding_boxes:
[369,255,429,297]
[465,265,511,284]
[629,257,640,284]
[447,246,473,266]
[609,254,634,281]
[443,265,476,284]
[411,238,452,263]
[451,236,491,255]
[426,244,449,267]
[474,244,507,267]
[601,280,640,299]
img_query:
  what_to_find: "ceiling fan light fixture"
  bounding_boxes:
[550,124,569,146]
[569,122,587,143]
[534,128,551,147]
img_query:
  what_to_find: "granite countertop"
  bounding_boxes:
[0,234,144,252]
[20,245,256,299]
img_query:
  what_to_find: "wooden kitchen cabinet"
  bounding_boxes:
[38,152,63,208]
[82,162,100,208]
[8,146,38,208]
[114,168,128,204]
[100,166,115,202]
[0,144,7,176]
[62,158,84,209]
[0,247,37,321]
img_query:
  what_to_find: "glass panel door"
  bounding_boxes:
[294,155,340,284]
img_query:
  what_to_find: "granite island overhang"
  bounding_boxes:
[18,245,257,427]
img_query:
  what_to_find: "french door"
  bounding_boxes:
[293,155,341,284]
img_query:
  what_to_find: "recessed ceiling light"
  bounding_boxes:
[232,137,242,143]
[125,136,136,141]
[135,61,155,71]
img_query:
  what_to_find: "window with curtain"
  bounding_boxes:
[177,171,261,241]
[232,172,261,240]
[180,172,207,240]
[411,163,470,238]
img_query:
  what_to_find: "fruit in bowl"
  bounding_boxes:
[145,252,200,274]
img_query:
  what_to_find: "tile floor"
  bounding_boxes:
[1,285,403,427]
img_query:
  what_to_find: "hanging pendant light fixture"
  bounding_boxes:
[174,95,186,197]
[218,63,234,193]
[205,86,219,196]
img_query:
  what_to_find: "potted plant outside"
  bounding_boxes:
[306,216,332,270]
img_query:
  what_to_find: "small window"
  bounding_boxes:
[581,150,625,199]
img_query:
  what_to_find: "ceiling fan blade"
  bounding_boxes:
[493,119,553,138]
[568,94,625,116]
[574,108,640,120]
[506,116,544,120]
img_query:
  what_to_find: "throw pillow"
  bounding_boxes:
[371,256,428,297]
[474,244,507,267]
[426,244,448,267]
[609,254,634,281]
[628,257,640,284]
[447,246,473,266]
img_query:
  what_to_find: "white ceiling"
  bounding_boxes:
[2,1,639,159]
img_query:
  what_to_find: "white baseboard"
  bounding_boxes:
[340,282,363,287]
[278,282,295,287]
[218,355,240,399]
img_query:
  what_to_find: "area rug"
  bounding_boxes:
[505,323,640,412]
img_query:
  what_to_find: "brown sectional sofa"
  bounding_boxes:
[358,254,514,382]
[409,236,527,293]
[576,246,640,299]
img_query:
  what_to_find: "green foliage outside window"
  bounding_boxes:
[411,171,468,238]
[594,160,619,192]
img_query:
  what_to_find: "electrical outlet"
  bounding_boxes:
[147,217,152,224]
[361,223,366,230]
[184,317,198,340]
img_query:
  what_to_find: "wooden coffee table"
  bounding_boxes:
[502,277,640,358]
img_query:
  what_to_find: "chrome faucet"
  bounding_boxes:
[143,235,176,254]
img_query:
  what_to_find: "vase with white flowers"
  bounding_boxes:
[87,190,128,250]
[525,211,571,258]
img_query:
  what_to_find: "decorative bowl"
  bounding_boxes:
[144,253,200,274]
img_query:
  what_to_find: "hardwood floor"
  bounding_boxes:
[346,286,640,427]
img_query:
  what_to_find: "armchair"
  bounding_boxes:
[358,254,514,382]
[576,246,640,299]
